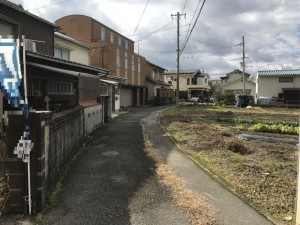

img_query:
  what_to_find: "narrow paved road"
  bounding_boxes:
[142,108,275,225]
[41,106,191,225]
[41,105,276,225]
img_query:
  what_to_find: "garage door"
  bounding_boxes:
[120,88,133,107]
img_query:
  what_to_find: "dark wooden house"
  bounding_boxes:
[26,51,108,111]
[0,0,57,55]
[0,0,113,215]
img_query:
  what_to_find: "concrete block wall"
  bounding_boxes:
[7,107,85,214]
[47,107,84,200]
[6,104,104,214]
[83,104,102,135]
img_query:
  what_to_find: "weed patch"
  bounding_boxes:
[143,126,217,225]
[161,105,299,224]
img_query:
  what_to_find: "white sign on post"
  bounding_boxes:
[13,131,34,162]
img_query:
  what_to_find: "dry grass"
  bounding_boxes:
[143,128,217,225]
[156,164,216,225]
[161,105,299,224]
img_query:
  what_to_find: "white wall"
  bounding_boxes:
[223,80,256,96]
[256,76,300,102]
[228,73,242,83]
[84,104,102,135]
[54,36,90,65]
[115,94,120,112]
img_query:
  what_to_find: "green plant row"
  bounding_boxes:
[209,116,299,127]
[248,123,299,135]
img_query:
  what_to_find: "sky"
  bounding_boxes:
[8,0,300,78]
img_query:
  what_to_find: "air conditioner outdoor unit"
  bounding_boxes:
[26,41,37,52]
[100,85,108,96]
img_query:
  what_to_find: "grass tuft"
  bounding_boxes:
[143,126,217,225]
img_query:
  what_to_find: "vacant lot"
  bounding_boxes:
[160,105,300,224]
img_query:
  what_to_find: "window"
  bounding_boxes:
[187,78,190,85]
[132,55,135,72]
[28,79,45,96]
[54,48,70,60]
[118,36,122,47]
[110,32,114,43]
[132,55,135,85]
[279,77,293,83]
[47,81,73,94]
[138,57,141,85]
[138,57,141,73]
[101,27,106,41]
[116,49,120,76]
[116,49,120,68]
[0,21,14,38]
[125,40,128,49]
[125,52,128,70]
[191,77,197,85]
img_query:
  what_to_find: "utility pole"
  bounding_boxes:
[242,36,245,95]
[171,12,186,107]
[297,117,300,225]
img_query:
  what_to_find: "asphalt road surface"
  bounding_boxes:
[28,105,275,225]
[41,106,192,225]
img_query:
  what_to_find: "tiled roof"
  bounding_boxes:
[257,69,300,76]
[26,51,109,75]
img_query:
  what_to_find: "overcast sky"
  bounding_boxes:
[9,0,300,78]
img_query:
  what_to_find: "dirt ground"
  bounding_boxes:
[160,105,300,225]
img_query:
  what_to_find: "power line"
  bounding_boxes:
[29,0,70,10]
[134,23,189,37]
[131,0,150,39]
[181,2,199,49]
[134,24,190,42]
[172,0,176,13]
[181,0,188,12]
[181,0,202,50]
[135,23,173,42]
[181,0,206,54]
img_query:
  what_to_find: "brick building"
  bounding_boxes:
[56,15,149,109]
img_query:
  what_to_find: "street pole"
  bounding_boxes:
[176,12,180,107]
[172,12,186,107]
[242,36,245,95]
[296,116,300,224]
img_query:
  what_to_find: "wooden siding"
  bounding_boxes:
[0,3,55,56]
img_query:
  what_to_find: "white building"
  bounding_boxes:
[256,69,300,105]
[220,69,255,99]
[165,69,210,101]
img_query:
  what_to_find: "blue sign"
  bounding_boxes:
[0,38,23,108]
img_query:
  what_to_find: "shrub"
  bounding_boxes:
[215,93,236,106]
